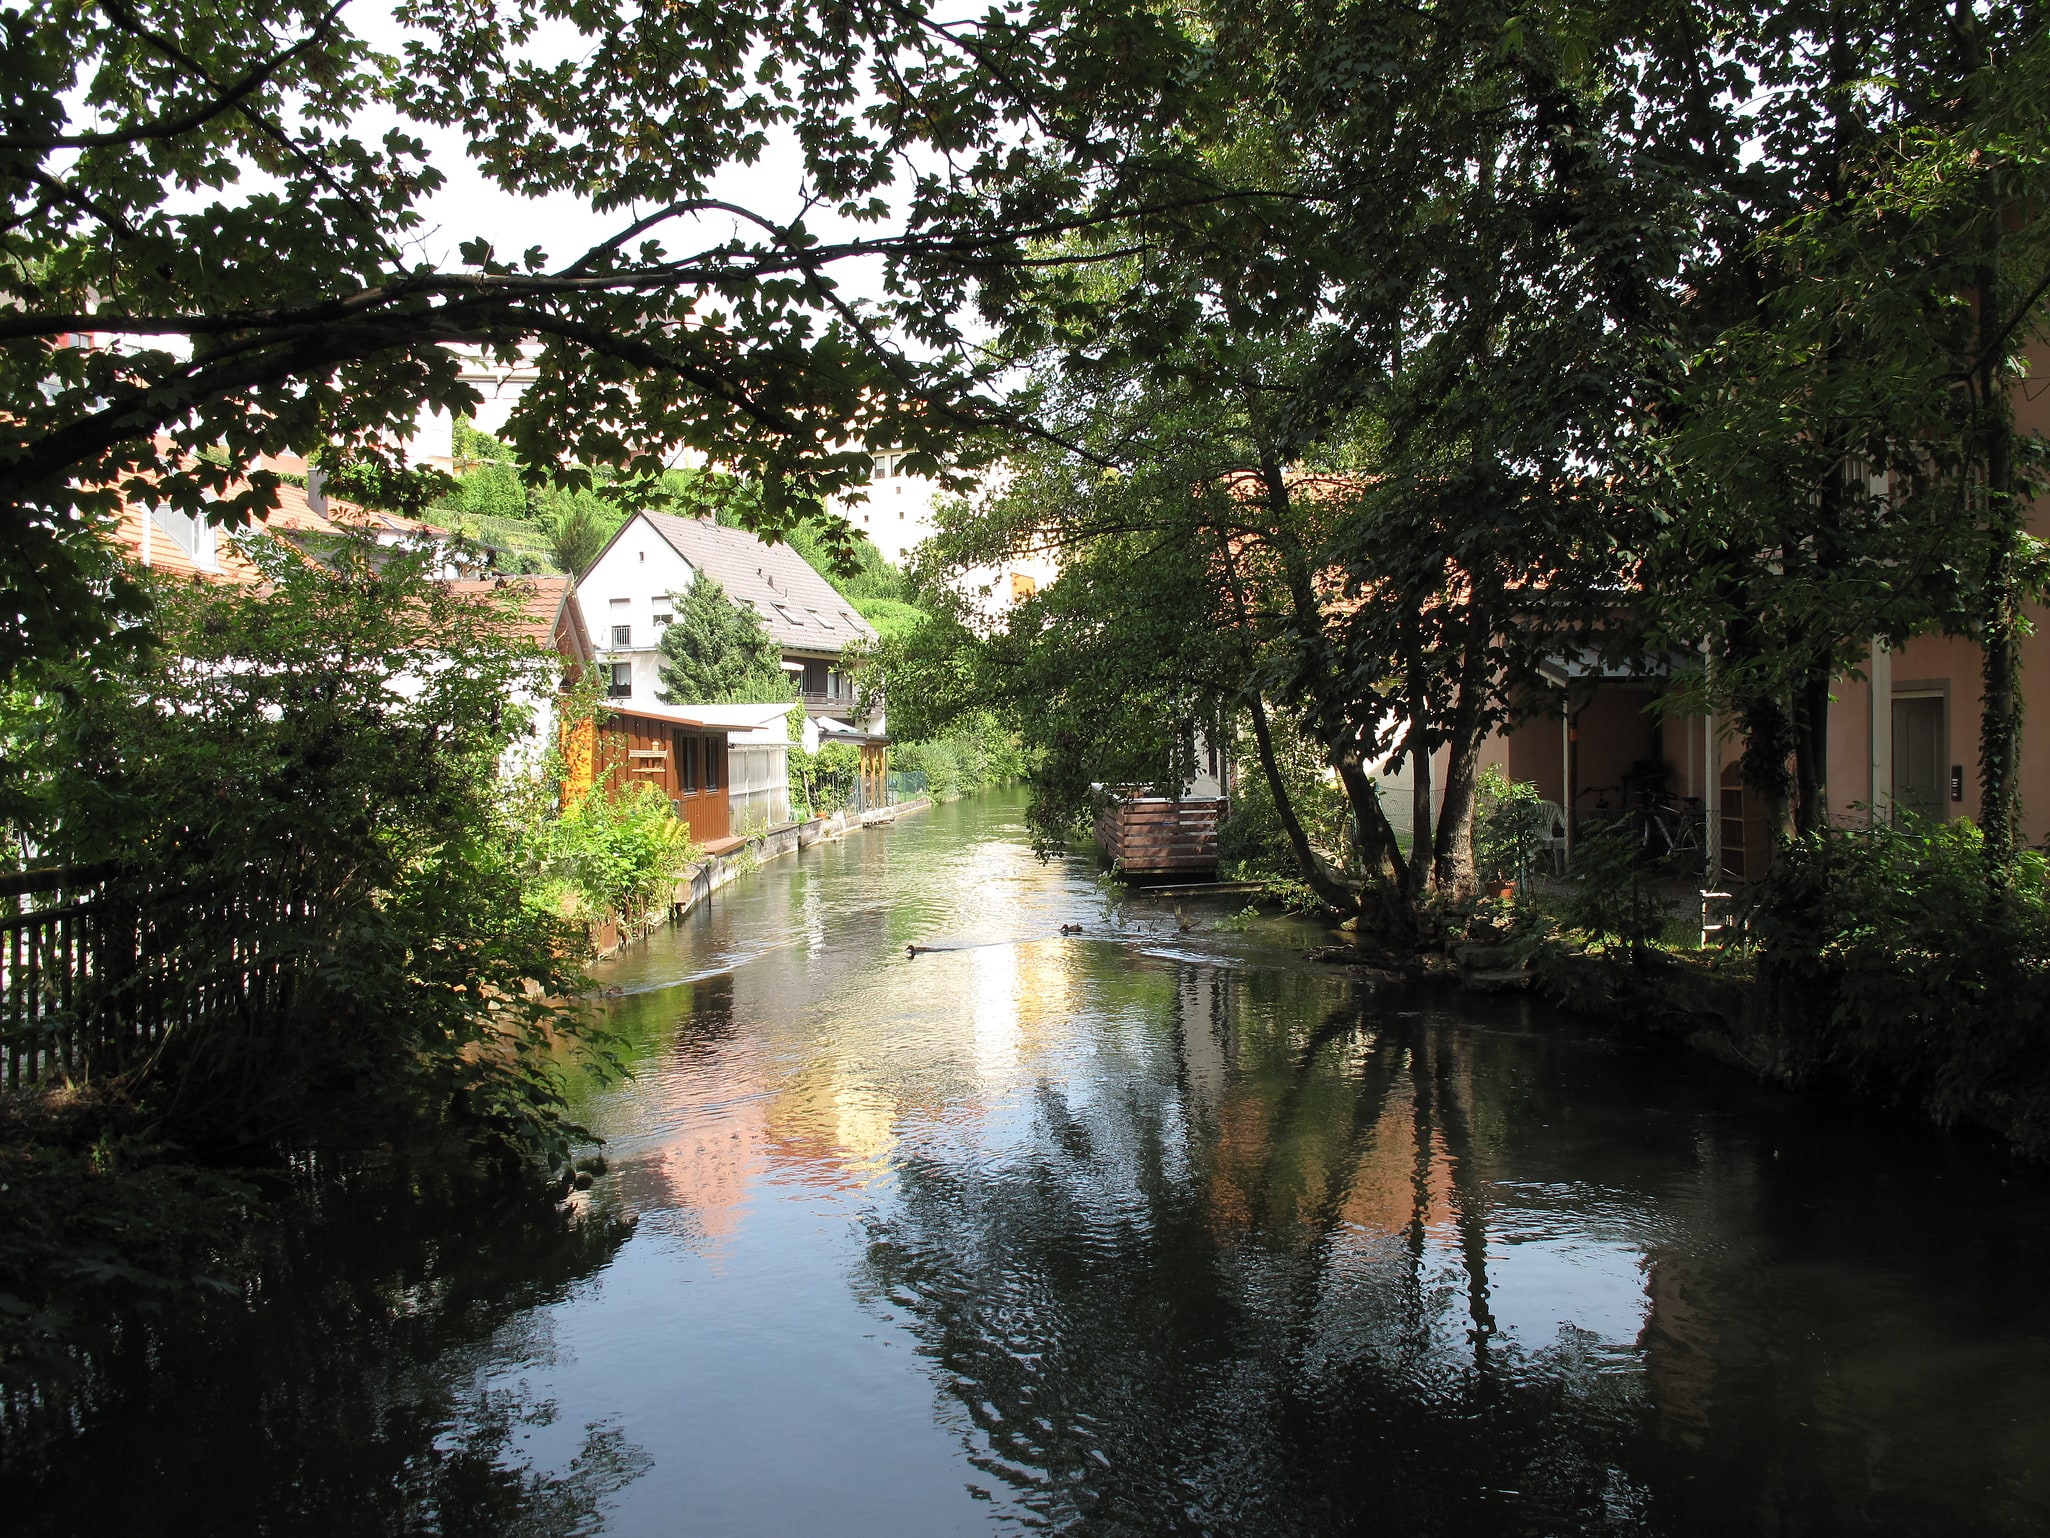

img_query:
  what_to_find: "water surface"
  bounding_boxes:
[11,790,2050,1535]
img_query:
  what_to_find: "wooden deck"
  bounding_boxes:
[1094,797,1227,879]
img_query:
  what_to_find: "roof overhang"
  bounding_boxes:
[1536,647,1688,687]
[600,700,753,733]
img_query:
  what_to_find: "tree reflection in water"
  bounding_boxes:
[862,973,1656,1536]
[3,1158,645,1538]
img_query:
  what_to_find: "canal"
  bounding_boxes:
[10,790,2050,1535]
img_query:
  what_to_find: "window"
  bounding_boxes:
[612,624,632,648]
[772,604,800,627]
[704,736,723,791]
[809,608,834,630]
[677,731,699,793]
[607,663,632,698]
[802,660,828,696]
[609,596,629,607]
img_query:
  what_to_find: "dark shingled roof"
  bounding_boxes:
[639,510,877,655]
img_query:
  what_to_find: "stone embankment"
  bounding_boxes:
[590,798,933,958]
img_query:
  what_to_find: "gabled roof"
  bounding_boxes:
[444,575,593,666]
[633,510,878,655]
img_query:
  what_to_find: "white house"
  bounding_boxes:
[577,509,880,721]
[822,448,1057,612]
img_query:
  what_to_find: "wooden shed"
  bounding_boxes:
[563,703,744,846]
[1094,795,1227,879]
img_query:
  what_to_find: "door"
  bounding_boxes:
[1892,695,1945,820]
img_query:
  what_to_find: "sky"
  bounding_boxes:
[347,1,922,305]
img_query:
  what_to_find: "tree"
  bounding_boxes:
[0,0,1235,678]
[655,572,792,703]
[896,0,1700,936]
[3,532,596,1164]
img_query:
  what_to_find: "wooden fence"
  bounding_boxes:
[2,862,117,1091]
[1,862,309,1093]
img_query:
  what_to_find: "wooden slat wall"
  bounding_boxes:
[1094,798,1226,877]
[592,713,732,844]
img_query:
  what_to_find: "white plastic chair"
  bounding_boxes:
[1534,799,1569,875]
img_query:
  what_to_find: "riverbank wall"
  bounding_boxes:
[1501,946,2050,1158]
[589,796,935,957]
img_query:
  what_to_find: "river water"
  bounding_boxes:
[10,790,2050,1535]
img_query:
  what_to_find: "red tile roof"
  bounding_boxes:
[444,575,594,664]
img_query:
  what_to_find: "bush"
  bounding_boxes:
[1216,714,1348,880]
[1753,817,2050,1149]
[5,535,605,1169]
[540,782,702,926]
[892,711,1025,803]
[1560,819,1668,958]
[1471,766,1550,888]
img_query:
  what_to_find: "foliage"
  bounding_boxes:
[538,782,701,927]
[1558,822,1669,962]
[316,455,460,520]
[853,597,928,643]
[1471,768,1550,889]
[4,534,601,1168]
[1217,712,1350,882]
[0,0,1206,677]
[1753,818,2050,1151]
[655,572,793,704]
[792,741,862,818]
[892,711,1027,802]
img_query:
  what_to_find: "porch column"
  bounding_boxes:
[1561,704,1574,865]
[1869,637,1893,825]
[1703,706,1719,890]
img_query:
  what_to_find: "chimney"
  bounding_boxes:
[306,463,328,516]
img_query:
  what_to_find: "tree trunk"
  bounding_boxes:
[1738,687,1796,860]
[1792,665,1832,835]
[1431,631,1492,896]
[1979,514,2023,859]
[1976,236,2024,865]
[1335,753,1413,941]
[1403,641,1434,901]
[1243,688,1358,916]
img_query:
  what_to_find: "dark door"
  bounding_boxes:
[1892,696,1945,819]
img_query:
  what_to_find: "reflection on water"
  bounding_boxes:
[11,791,2050,1535]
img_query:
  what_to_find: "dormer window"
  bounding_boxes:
[150,505,216,569]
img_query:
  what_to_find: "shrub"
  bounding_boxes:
[1753,817,2050,1149]
[542,782,702,926]
[6,534,605,1169]
[1560,819,1668,958]
[1471,766,1550,888]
